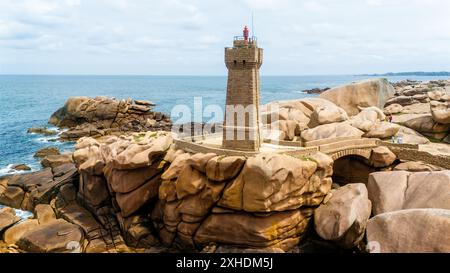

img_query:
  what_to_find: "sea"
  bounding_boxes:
[1,74,448,176]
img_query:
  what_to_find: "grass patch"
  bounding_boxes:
[426,136,443,143]
[133,133,146,142]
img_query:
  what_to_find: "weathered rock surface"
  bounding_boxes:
[314,184,371,248]
[195,209,312,251]
[396,114,450,140]
[363,122,399,139]
[34,204,56,224]
[205,156,246,182]
[41,153,74,168]
[301,122,364,142]
[27,127,58,136]
[383,103,403,115]
[218,153,332,212]
[16,219,84,253]
[368,171,450,215]
[319,78,395,116]
[393,161,443,172]
[366,209,450,253]
[430,100,450,124]
[34,147,60,158]
[11,164,31,171]
[3,219,39,245]
[369,146,396,167]
[308,103,348,127]
[0,208,20,233]
[0,163,78,211]
[350,107,386,132]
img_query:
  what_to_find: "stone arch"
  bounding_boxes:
[329,148,372,161]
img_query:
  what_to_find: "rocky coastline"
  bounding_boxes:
[1,78,449,253]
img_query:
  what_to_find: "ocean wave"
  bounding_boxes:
[35,136,59,143]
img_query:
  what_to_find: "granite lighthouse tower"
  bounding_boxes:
[222,26,263,151]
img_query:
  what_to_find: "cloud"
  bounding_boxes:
[0,0,449,74]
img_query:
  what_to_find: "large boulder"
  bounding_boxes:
[394,125,430,144]
[195,209,312,251]
[301,122,364,142]
[41,154,74,169]
[0,208,21,233]
[363,122,400,139]
[366,209,450,253]
[115,174,161,217]
[319,78,395,116]
[350,107,386,132]
[314,183,371,248]
[16,219,84,253]
[34,204,56,224]
[218,153,332,212]
[430,101,450,124]
[369,146,396,167]
[34,147,60,158]
[308,103,348,127]
[104,164,161,194]
[396,114,450,139]
[3,219,39,245]
[367,171,450,215]
[383,104,403,115]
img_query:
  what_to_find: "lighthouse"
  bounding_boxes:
[222,26,263,151]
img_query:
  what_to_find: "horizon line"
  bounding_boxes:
[1,72,449,77]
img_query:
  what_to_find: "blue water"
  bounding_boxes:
[0,75,448,174]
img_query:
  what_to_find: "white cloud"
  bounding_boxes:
[0,0,449,74]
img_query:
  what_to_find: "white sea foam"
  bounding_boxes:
[0,205,33,220]
[0,164,27,176]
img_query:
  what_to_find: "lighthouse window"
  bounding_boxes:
[243,60,246,65]
[234,60,237,65]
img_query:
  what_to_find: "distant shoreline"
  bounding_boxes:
[357,71,450,77]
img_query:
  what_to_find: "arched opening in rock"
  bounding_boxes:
[332,155,378,185]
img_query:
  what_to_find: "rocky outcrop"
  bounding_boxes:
[366,209,450,253]
[48,96,171,140]
[386,79,450,141]
[0,163,78,211]
[27,127,58,136]
[367,171,450,215]
[41,153,74,168]
[319,78,395,116]
[67,132,335,251]
[34,147,60,158]
[261,98,348,141]
[314,184,371,249]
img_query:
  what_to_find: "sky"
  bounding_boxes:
[0,0,449,75]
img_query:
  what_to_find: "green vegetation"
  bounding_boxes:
[133,133,146,142]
